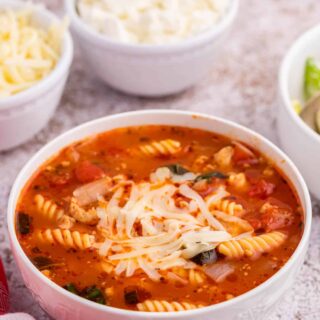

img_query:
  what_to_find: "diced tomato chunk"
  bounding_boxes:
[248,180,275,199]
[260,204,294,231]
[233,142,258,165]
[75,161,105,183]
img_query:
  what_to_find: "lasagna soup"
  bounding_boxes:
[16,126,303,312]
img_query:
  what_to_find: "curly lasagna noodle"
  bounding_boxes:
[16,126,303,311]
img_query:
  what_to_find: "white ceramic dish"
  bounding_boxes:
[278,24,320,199]
[8,110,311,320]
[0,0,73,151]
[65,0,238,97]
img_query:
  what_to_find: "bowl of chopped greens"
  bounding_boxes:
[279,24,320,199]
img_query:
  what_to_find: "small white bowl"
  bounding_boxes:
[0,1,73,151]
[278,24,320,199]
[65,0,238,97]
[8,110,311,320]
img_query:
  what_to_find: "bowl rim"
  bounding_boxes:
[65,0,239,55]
[7,109,312,318]
[0,0,74,110]
[279,23,320,144]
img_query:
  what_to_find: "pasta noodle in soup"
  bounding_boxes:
[15,126,303,312]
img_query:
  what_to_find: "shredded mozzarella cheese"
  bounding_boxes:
[92,168,252,281]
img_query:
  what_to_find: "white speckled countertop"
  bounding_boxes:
[1,0,320,319]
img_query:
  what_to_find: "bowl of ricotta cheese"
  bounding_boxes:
[66,0,238,96]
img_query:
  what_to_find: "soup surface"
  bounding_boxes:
[16,126,303,312]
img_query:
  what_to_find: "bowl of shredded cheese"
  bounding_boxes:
[0,1,73,151]
[66,0,238,97]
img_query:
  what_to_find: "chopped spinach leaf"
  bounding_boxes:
[32,256,64,270]
[124,289,139,305]
[64,284,106,305]
[194,171,228,182]
[166,164,189,175]
[124,286,150,305]
[64,283,79,295]
[191,249,218,266]
[82,286,105,305]
[17,212,31,235]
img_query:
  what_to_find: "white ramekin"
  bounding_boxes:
[278,24,320,199]
[8,110,311,320]
[65,0,238,97]
[0,1,73,151]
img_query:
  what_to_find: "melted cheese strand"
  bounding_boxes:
[138,258,161,281]
[179,184,226,231]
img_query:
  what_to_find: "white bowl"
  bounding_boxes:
[8,110,311,320]
[0,1,73,151]
[278,24,320,199]
[65,0,238,97]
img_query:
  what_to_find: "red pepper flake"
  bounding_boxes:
[75,161,105,183]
